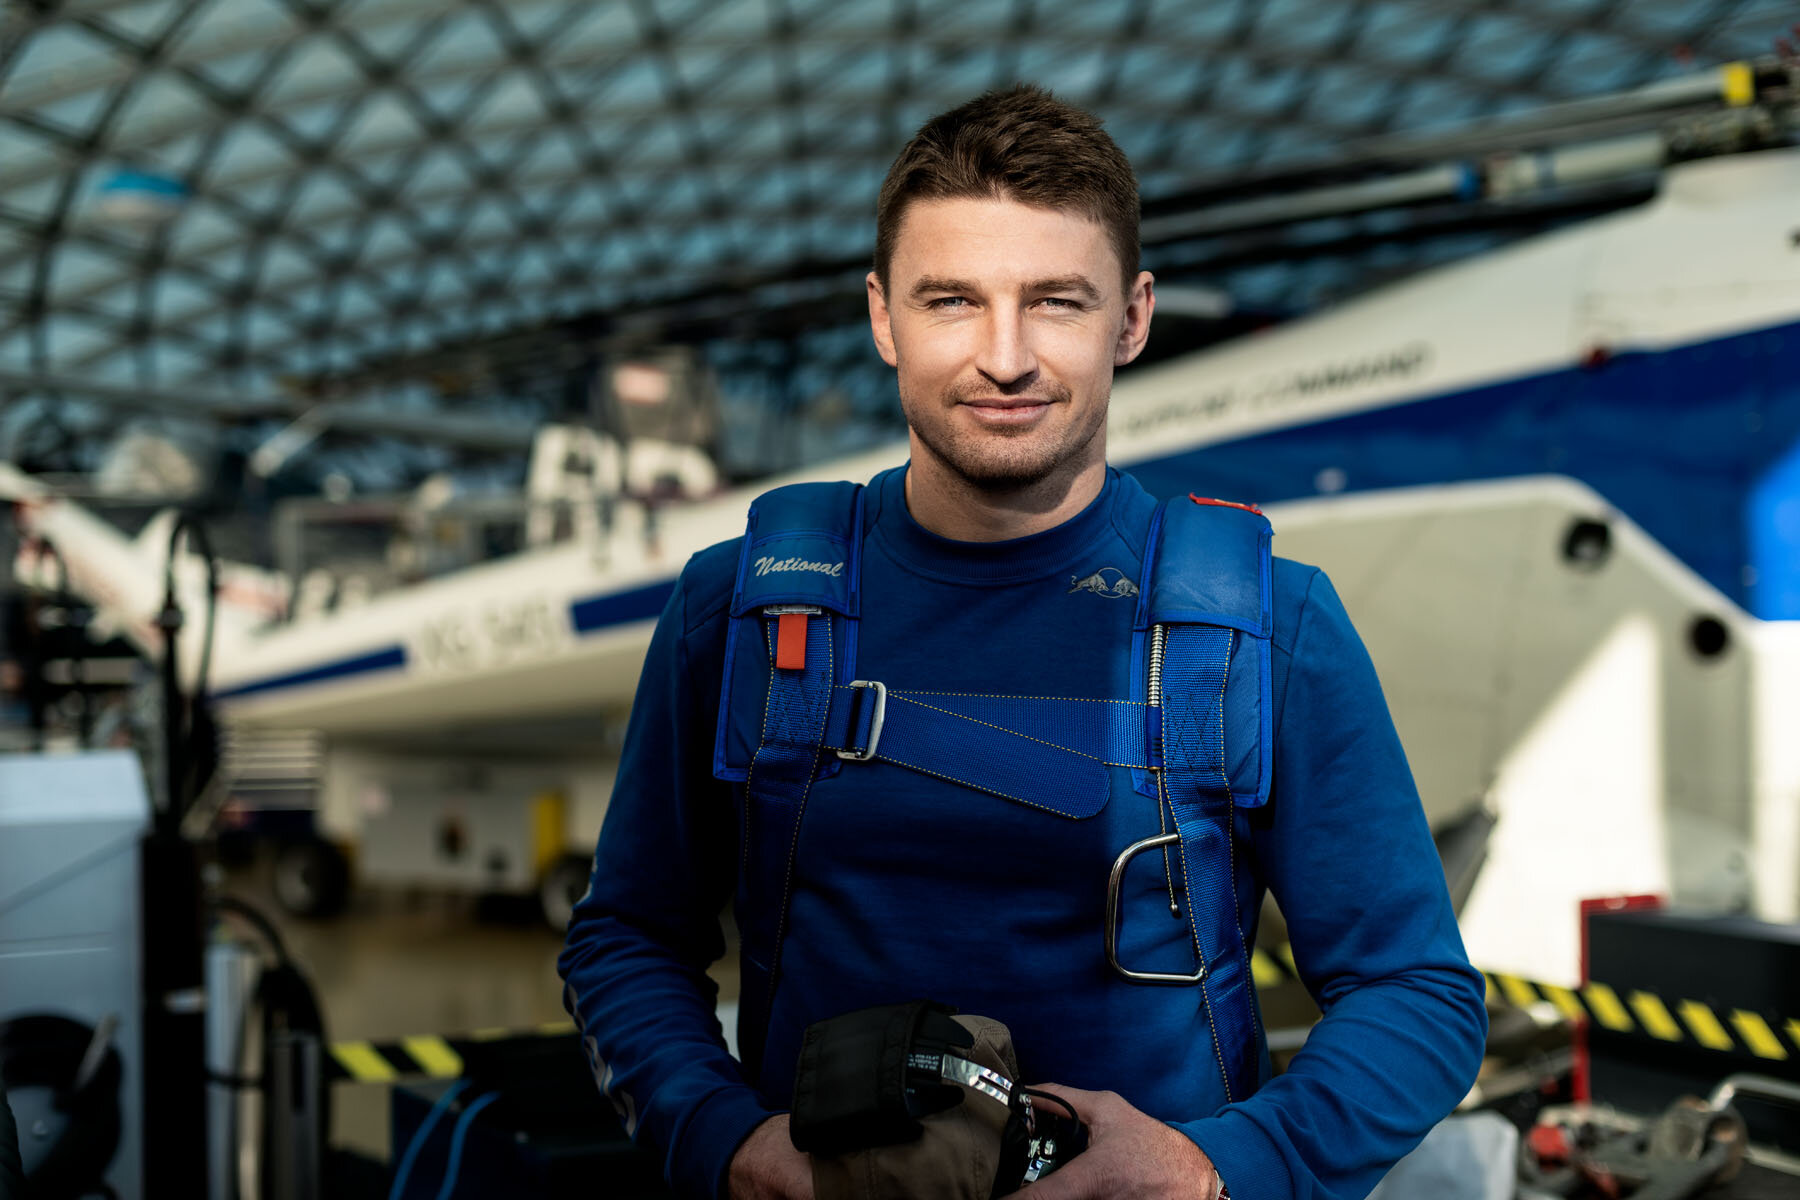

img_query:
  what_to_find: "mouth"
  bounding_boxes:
[959,396,1057,425]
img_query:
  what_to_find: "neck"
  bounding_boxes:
[902,441,1108,542]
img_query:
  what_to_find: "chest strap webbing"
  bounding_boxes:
[727,482,864,1079]
[1138,495,1275,1103]
[819,685,1144,819]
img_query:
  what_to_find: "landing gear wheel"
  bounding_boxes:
[272,838,350,919]
[539,853,592,931]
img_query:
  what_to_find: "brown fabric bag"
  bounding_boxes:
[810,1014,1020,1200]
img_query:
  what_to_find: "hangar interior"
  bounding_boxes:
[3,1,1800,1198]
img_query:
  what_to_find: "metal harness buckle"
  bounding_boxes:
[1105,832,1207,984]
[836,679,887,761]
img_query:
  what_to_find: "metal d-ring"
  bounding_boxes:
[1105,832,1206,985]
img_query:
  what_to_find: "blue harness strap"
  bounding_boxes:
[1137,495,1275,1103]
[718,483,1273,1102]
[819,686,1144,818]
[719,482,864,1079]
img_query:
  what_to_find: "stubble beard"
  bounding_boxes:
[900,377,1107,494]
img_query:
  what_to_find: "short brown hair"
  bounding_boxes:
[874,84,1141,292]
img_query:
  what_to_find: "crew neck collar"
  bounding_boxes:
[870,464,1122,585]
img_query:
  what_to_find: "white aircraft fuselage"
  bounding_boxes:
[11,149,1800,981]
[172,148,1800,737]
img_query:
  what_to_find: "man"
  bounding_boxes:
[559,85,1487,1200]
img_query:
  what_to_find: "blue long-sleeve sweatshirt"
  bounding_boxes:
[558,464,1487,1200]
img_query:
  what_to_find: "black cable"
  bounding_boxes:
[134,514,220,1195]
[204,893,335,1173]
[208,895,293,969]
[163,515,218,708]
[1017,1087,1081,1128]
[204,894,294,1101]
[157,513,219,828]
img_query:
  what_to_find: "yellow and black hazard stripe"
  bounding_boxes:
[327,1020,578,1083]
[1256,940,1800,1066]
[330,953,1800,1081]
[1482,969,1800,1065]
[331,949,1310,1082]
[1251,945,1300,989]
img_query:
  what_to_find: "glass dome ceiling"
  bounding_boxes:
[0,0,1788,417]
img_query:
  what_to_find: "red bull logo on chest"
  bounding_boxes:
[1068,567,1139,598]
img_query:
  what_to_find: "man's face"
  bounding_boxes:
[868,195,1154,491]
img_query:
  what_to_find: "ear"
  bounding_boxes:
[1114,271,1156,367]
[867,271,899,368]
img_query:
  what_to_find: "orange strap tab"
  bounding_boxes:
[776,612,808,670]
[1188,493,1263,515]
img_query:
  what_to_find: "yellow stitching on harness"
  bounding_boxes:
[893,691,1148,707]
[873,751,1031,807]
[889,693,1153,767]
[770,621,833,980]
[1161,761,1231,1102]
[889,694,1104,759]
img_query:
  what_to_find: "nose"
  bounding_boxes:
[973,304,1039,390]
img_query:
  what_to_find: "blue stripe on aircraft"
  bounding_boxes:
[569,579,677,634]
[211,644,407,700]
[208,316,1800,708]
[1126,317,1800,619]
[214,582,675,702]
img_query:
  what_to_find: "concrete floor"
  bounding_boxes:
[224,858,739,1165]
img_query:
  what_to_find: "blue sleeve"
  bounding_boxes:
[556,553,773,1200]
[1178,568,1489,1200]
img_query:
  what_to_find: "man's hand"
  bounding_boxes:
[728,1113,815,1200]
[1017,1085,1223,1200]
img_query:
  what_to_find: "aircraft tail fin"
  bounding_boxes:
[4,467,281,680]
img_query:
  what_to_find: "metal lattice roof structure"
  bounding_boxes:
[0,0,1793,473]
